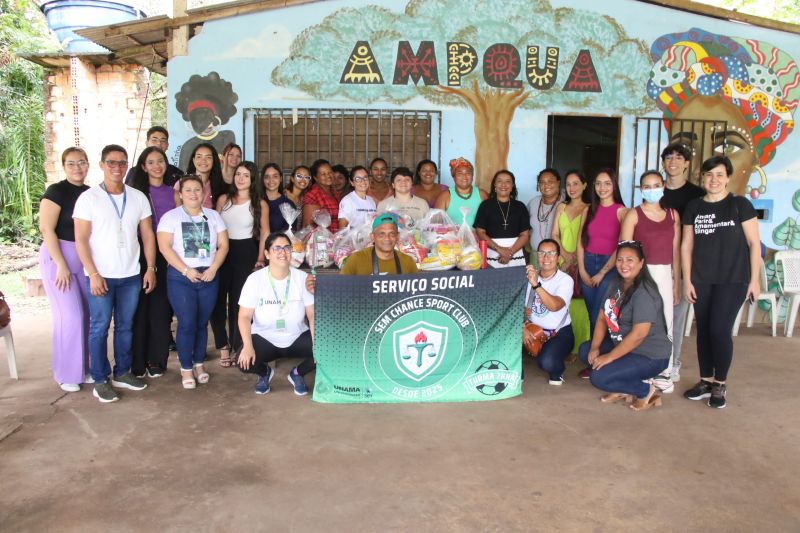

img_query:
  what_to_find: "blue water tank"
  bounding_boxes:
[40,0,146,53]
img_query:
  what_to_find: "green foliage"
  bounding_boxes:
[706,0,800,24]
[0,0,55,243]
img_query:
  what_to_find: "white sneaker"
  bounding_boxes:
[548,377,565,386]
[83,374,95,384]
[59,383,80,392]
[671,366,681,383]
[652,374,674,394]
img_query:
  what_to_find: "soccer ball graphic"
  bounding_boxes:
[475,360,509,396]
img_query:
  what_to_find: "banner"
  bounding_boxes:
[313,267,526,403]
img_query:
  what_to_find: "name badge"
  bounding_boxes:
[276,318,286,331]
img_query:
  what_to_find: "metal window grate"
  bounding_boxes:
[632,117,727,204]
[245,108,441,179]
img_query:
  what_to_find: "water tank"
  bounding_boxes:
[40,0,146,53]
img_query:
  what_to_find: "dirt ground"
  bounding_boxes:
[1,304,799,532]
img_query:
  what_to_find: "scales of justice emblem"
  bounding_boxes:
[392,322,449,382]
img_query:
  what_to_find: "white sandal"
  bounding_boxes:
[181,369,196,389]
[193,363,210,384]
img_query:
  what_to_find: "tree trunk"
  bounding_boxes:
[439,80,529,192]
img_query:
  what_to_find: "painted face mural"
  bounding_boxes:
[648,28,799,197]
[174,71,239,171]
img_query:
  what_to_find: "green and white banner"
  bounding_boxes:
[313,267,526,403]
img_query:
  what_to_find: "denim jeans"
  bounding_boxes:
[580,252,616,330]
[536,324,575,380]
[578,337,669,399]
[167,266,219,370]
[86,274,141,382]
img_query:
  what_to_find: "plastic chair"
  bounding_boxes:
[684,302,746,337]
[743,259,778,336]
[775,250,800,338]
[0,325,19,379]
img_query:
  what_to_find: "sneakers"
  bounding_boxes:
[683,379,713,400]
[671,365,681,383]
[578,367,591,379]
[59,383,80,392]
[255,366,274,395]
[147,366,164,378]
[93,382,119,403]
[652,373,674,394]
[287,367,309,396]
[111,372,148,391]
[548,377,564,386]
[83,374,95,384]
[708,382,727,409]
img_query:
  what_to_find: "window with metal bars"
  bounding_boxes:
[244,108,441,179]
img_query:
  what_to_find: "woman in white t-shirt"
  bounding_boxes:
[158,175,229,389]
[524,238,574,385]
[338,165,376,229]
[238,232,315,396]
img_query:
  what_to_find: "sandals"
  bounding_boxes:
[193,363,210,384]
[219,346,233,367]
[630,385,662,412]
[181,369,196,389]
[600,392,633,404]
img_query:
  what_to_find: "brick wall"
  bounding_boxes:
[44,59,151,186]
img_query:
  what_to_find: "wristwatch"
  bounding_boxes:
[532,282,542,290]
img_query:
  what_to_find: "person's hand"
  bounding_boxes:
[587,348,600,365]
[525,265,539,286]
[199,266,217,282]
[522,325,535,346]
[54,262,71,292]
[498,247,513,264]
[254,260,265,271]
[185,268,202,283]
[562,251,576,267]
[142,270,157,294]
[589,272,605,288]
[592,354,612,370]
[746,280,760,303]
[238,345,256,370]
[89,274,108,296]
[579,269,592,286]
[305,274,316,295]
[673,283,681,306]
[684,281,697,304]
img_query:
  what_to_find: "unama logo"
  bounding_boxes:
[364,295,478,400]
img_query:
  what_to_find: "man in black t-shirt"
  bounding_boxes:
[124,126,184,186]
[659,143,705,386]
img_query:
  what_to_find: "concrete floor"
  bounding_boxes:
[1,308,799,532]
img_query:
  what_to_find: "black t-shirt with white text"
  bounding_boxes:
[683,193,756,284]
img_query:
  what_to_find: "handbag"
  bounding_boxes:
[522,322,549,357]
[0,291,10,328]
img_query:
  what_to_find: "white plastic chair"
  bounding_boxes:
[0,325,19,379]
[743,259,778,336]
[775,250,800,338]
[684,301,746,337]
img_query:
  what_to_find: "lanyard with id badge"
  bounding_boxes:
[268,268,291,331]
[101,184,127,248]
[182,207,210,259]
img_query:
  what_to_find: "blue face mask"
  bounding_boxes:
[642,188,664,204]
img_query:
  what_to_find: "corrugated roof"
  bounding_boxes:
[47,0,799,75]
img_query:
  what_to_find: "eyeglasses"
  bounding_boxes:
[148,136,168,144]
[294,174,311,181]
[65,160,88,168]
[537,250,558,257]
[104,160,128,168]
[271,245,292,254]
[352,175,369,182]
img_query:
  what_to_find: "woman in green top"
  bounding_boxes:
[434,157,487,225]
[551,170,590,354]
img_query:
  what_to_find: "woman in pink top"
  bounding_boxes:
[620,170,680,393]
[577,168,627,331]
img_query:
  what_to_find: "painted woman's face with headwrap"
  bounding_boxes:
[671,94,757,194]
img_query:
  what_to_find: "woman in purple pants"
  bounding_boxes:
[39,147,91,392]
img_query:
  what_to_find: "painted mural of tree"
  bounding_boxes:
[272,0,653,189]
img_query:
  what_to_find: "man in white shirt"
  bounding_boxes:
[74,144,157,403]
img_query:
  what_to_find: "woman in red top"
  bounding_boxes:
[302,159,342,232]
[620,170,680,393]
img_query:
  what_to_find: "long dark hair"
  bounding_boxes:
[186,142,225,202]
[614,241,665,329]
[563,169,589,205]
[131,146,168,197]
[286,165,310,194]
[581,168,625,247]
[261,162,284,196]
[488,169,518,200]
[221,161,262,240]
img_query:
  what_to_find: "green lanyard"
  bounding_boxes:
[267,267,291,316]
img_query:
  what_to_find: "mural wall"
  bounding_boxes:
[167,0,800,252]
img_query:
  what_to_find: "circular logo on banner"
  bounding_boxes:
[363,294,478,401]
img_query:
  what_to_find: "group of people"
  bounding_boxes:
[523,145,760,410]
[38,128,760,410]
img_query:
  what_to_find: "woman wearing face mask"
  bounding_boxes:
[620,170,680,394]
[212,161,269,367]
[338,165,376,229]
[261,163,292,233]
